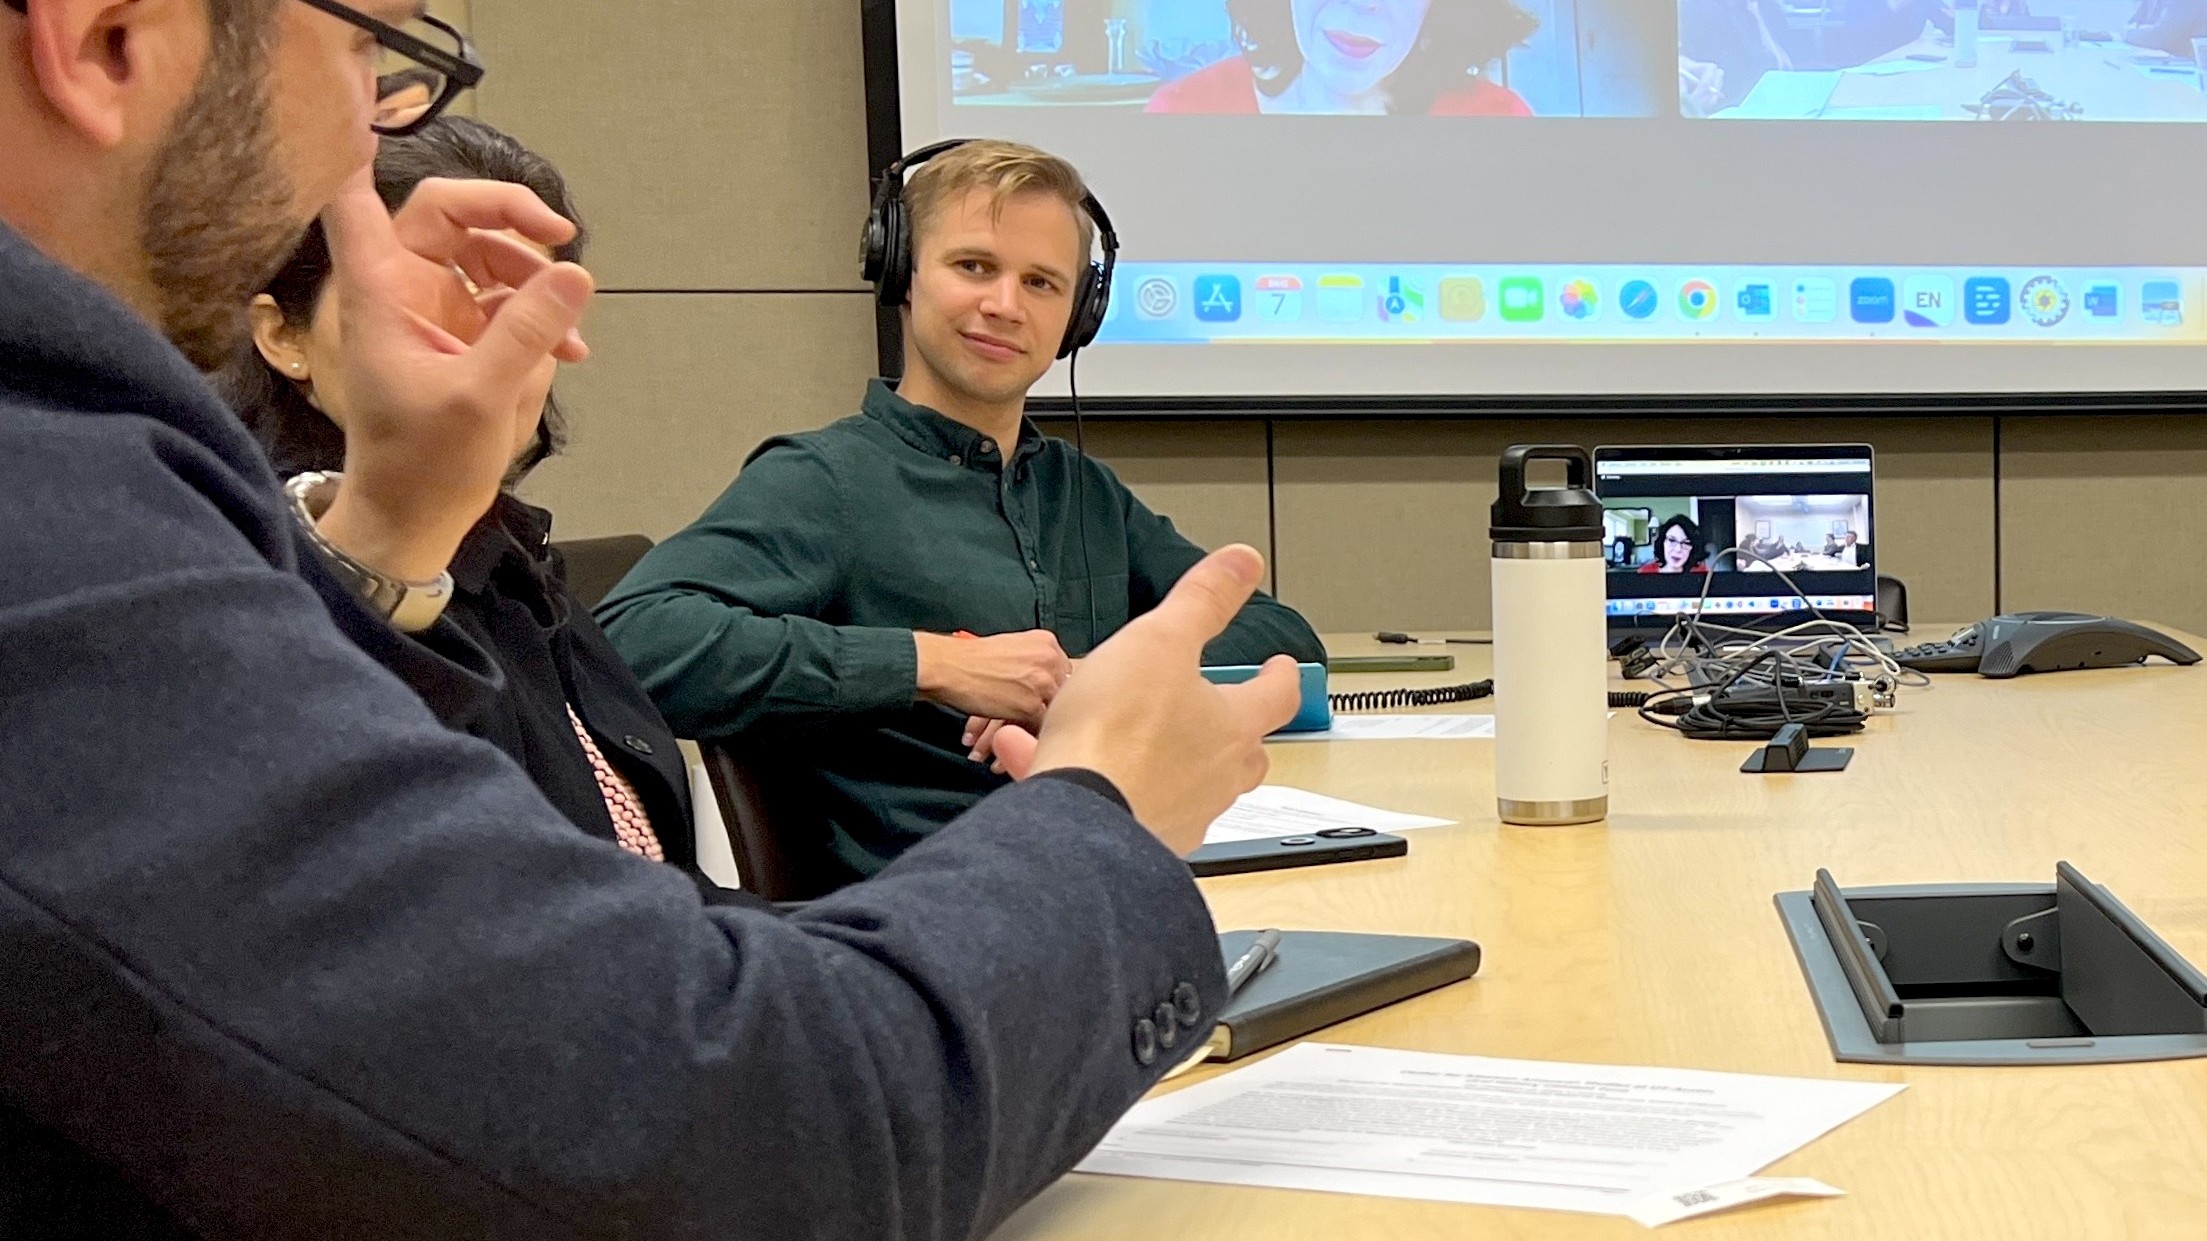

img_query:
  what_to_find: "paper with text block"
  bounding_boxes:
[1203,786,1454,846]
[1077,1043,1900,1218]
[1626,1177,1845,1228]
[1269,715,1495,743]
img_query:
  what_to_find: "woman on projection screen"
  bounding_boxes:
[1146,0,1539,116]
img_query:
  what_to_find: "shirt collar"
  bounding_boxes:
[449,493,557,599]
[860,378,1046,470]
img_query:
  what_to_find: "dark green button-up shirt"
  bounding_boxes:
[598,380,1326,886]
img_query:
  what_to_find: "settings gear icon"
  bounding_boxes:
[2020,275,2070,327]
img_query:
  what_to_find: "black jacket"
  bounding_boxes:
[0,217,1226,1239]
[444,497,699,875]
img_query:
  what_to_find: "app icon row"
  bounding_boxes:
[1117,273,2186,329]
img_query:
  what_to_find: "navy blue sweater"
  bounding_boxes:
[0,218,1226,1239]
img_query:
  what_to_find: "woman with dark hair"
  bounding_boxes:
[218,117,720,893]
[1146,0,1539,115]
[1638,514,1710,574]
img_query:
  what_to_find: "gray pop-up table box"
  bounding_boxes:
[1779,862,2207,1066]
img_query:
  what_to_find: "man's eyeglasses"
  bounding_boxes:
[0,0,484,138]
[296,0,483,137]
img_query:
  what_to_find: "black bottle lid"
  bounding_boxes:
[1491,445,1603,543]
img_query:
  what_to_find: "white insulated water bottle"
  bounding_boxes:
[1490,445,1609,826]
[1955,0,1980,68]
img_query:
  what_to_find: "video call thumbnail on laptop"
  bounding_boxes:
[1594,444,1876,634]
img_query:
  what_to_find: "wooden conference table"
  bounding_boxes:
[997,630,2207,1240]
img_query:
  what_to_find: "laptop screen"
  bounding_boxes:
[1593,445,1876,627]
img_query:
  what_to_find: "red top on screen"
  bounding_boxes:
[1145,55,1534,116]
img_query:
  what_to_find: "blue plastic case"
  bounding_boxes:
[1200,662,1333,733]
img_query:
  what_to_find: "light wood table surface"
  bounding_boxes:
[998,629,2207,1239]
[1827,33,2207,121]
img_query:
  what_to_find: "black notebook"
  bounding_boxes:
[1200,930,1482,1062]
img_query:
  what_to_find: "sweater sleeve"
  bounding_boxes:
[0,407,1228,1241]
[596,439,919,738]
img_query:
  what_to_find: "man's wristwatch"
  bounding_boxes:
[284,471,454,633]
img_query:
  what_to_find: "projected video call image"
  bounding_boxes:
[1603,495,1871,574]
[946,0,1673,117]
[1679,0,2207,122]
[1732,494,1872,571]
[1604,499,1718,574]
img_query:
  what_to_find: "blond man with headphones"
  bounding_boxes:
[600,139,1325,892]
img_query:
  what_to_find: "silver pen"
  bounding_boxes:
[1226,929,1283,997]
[1163,930,1286,1081]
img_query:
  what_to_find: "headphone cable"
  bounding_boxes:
[1070,349,1098,647]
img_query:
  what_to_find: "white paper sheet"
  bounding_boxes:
[1844,56,1946,75]
[1722,70,1842,118]
[1077,1043,1902,1219]
[1270,714,1495,743]
[1626,1177,1845,1228]
[1817,104,1949,120]
[1203,786,1454,845]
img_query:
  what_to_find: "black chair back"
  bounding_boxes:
[699,741,844,902]
[1878,574,1910,633]
[553,534,655,610]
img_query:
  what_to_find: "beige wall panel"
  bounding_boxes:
[2001,417,2207,633]
[469,0,871,292]
[1039,420,1273,583]
[1272,421,1492,633]
[518,292,878,541]
[1275,418,1996,633]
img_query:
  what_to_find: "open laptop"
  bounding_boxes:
[1594,444,1878,641]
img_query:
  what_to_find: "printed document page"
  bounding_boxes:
[1078,1043,1902,1218]
[1203,787,1454,845]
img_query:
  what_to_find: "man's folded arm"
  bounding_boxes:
[596,442,919,738]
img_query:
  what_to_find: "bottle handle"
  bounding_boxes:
[1497,445,1594,506]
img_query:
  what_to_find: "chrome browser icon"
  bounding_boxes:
[1678,280,1718,321]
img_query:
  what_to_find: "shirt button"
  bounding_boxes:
[623,735,654,756]
[1028,559,1039,570]
[1132,1018,1159,1067]
[979,439,996,455]
[1153,1003,1180,1051]
[949,454,962,467]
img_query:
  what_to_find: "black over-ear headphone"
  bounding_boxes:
[862,138,1118,361]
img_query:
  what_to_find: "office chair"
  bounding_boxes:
[551,534,655,610]
[698,740,845,902]
[1878,574,1910,634]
